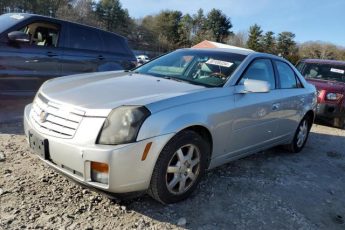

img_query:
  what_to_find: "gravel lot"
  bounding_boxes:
[1,103,345,229]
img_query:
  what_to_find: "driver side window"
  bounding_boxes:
[239,59,276,89]
[20,21,60,48]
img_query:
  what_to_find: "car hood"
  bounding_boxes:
[40,71,205,116]
[306,78,345,93]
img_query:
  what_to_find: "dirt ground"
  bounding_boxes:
[1,100,345,229]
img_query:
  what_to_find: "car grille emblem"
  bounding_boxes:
[40,111,48,123]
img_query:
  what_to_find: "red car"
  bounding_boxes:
[297,59,345,128]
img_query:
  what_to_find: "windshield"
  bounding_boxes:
[0,13,27,34]
[301,62,345,83]
[134,49,246,87]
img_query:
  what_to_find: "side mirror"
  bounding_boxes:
[236,79,270,93]
[8,31,30,43]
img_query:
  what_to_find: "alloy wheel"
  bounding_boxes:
[165,144,201,195]
[296,120,308,148]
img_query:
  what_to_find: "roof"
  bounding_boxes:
[186,47,254,56]
[3,13,126,40]
[192,40,253,52]
[302,59,345,66]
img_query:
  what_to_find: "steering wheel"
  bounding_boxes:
[209,72,227,79]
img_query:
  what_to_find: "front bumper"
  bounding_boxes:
[24,104,174,193]
[316,103,345,119]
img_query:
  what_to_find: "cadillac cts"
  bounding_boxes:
[24,48,316,203]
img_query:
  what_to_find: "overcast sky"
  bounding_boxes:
[119,0,345,47]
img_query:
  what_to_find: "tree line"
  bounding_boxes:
[1,0,344,63]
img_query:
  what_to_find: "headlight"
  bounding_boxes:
[97,106,151,145]
[326,92,342,101]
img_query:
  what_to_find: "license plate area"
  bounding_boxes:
[29,131,49,160]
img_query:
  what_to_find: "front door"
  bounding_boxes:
[0,20,63,96]
[228,58,280,154]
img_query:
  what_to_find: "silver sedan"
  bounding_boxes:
[24,48,316,204]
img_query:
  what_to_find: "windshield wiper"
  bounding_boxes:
[162,76,186,83]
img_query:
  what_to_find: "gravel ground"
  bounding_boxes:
[1,120,345,229]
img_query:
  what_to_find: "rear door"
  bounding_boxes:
[60,24,105,76]
[0,18,63,96]
[99,32,136,71]
[273,60,306,139]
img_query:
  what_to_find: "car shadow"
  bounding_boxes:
[0,96,32,135]
[111,127,345,229]
[314,118,343,130]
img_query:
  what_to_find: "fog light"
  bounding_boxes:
[91,162,109,184]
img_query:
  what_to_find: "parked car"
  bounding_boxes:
[24,48,316,204]
[296,59,345,128]
[0,13,136,97]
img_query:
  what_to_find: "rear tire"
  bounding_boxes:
[333,117,345,129]
[287,116,312,153]
[148,130,209,204]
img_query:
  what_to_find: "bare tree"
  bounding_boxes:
[227,30,248,48]
[299,41,341,60]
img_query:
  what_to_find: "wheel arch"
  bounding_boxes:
[175,125,213,168]
[304,109,315,129]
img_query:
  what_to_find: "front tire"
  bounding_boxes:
[287,116,312,153]
[149,130,209,204]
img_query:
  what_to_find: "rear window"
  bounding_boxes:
[0,14,27,34]
[68,24,102,51]
[101,32,129,55]
[301,62,345,83]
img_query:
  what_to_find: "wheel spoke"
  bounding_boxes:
[168,175,180,190]
[178,176,187,193]
[176,149,185,163]
[186,145,194,161]
[188,172,196,180]
[190,158,200,167]
[167,166,180,174]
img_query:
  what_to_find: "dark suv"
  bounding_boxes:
[297,59,345,128]
[0,13,136,97]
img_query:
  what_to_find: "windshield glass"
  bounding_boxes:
[302,63,345,83]
[134,49,246,87]
[0,13,26,34]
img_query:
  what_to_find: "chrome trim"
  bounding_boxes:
[30,94,84,138]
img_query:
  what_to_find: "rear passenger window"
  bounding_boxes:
[68,25,101,51]
[102,33,128,54]
[239,59,276,89]
[275,61,301,89]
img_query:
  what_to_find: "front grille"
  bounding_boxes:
[30,94,85,138]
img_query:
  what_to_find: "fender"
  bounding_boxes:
[137,108,212,142]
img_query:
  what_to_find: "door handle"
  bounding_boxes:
[272,103,280,111]
[98,55,105,60]
[46,51,57,57]
[300,97,305,103]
